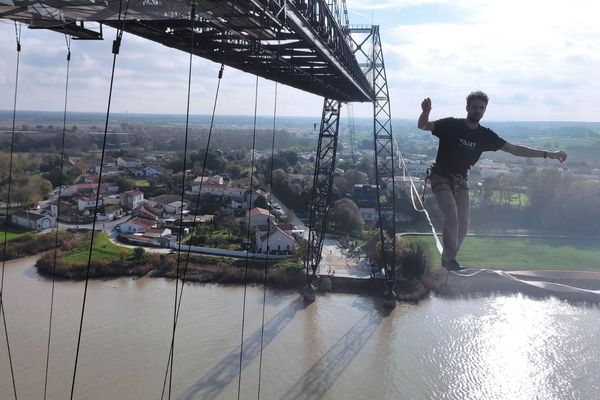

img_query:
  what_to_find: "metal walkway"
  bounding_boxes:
[0,0,374,102]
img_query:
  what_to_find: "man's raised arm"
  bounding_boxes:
[418,97,435,131]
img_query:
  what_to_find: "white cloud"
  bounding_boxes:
[1,1,600,121]
[377,0,600,121]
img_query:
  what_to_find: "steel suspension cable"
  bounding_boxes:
[236,73,261,400]
[43,34,72,400]
[160,5,198,398]
[0,21,23,400]
[69,2,129,399]
[257,80,279,400]
[160,63,225,400]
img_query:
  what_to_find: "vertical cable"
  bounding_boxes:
[0,21,23,400]
[160,63,224,400]
[162,4,196,399]
[43,34,71,400]
[69,2,129,399]
[236,74,261,399]
[257,80,279,399]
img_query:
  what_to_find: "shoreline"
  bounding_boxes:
[34,252,434,302]
[33,252,600,304]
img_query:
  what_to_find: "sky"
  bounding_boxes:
[0,0,599,122]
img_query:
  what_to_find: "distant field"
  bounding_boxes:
[132,179,150,187]
[62,232,132,263]
[404,235,600,271]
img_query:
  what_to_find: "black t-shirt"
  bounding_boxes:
[432,117,506,177]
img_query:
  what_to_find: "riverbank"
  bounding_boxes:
[34,250,435,302]
[0,230,82,261]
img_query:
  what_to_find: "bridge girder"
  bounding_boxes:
[0,0,374,102]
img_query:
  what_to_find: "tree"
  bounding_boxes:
[329,198,364,234]
[334,169,368,196]
[541,179,600,234]
[216,209,238,236]
[525,168,563,225]
[254,194,269,209]
[132,247,146,261]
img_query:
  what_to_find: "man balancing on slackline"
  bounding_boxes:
[417,91,567,271]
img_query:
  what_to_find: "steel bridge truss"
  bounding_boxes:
[1,1,398,305]
[0,0,373,102]
[304,98,341,301]
[305,24,397,306]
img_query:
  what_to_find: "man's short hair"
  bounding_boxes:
[466,91,489,106]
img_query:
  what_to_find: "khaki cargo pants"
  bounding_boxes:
[430,172,470,263]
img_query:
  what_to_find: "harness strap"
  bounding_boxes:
[430,163,467,195]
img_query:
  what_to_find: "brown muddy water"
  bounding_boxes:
[1,256,599,399]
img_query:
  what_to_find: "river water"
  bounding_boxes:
[1,256,599,400]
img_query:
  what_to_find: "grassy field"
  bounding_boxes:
[61,232,132,263]
[1,228,31,243]
[132,179,150,187]
[404,234,600,271]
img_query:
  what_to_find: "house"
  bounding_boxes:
[94,163,120,176]
[191,176,227,196]
[121,189,144,210]
[118,217,157,233]
[403,161,431,177]
[131,206,161,221]
[334,167,345,176]
[223,186,250,201]
[149,195,189,217]
[134,166,163,177]
[255,222,296,255]
[192,182,227,196]
[245,207,273,229]
[125,232,176,248]
[77,196,103,211]
[179,214,214,226]
[10,210,55,231]
[197,175,224,185]
[476,159,510,178]
[116,157,142,168]
[62,183,119,198]
[353,184,378,208]
[103,204,125,220]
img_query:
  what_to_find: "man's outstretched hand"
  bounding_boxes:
[549,150,568,163]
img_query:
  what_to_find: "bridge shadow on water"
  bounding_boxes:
[280,297,390,400]
[180,295,391,400]
[179,296,309,400]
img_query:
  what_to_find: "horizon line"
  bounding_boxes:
[1,109,599,125]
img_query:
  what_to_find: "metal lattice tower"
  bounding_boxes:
[304,24,397,307]
[304,99,341,300]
